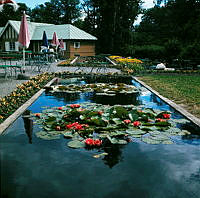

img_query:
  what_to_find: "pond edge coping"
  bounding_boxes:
[133,77,200,128]
[70,57,79,64]
[0,78,57,135]
[105,57,117,66]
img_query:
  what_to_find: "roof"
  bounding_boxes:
[0,20,97,41]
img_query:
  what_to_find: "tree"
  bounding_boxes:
[31,0,80,24]
[0,3,31,27]
[81,0,142,54]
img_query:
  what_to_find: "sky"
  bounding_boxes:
[16,0,154,24]
[16,0,50,8]
[17,0,154,9]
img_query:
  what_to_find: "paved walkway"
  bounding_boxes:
[0,61,121,98]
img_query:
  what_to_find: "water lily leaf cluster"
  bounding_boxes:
[50,83,139,96]
[33,102,191,148]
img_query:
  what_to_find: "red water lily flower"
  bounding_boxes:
[85,138,94,146]
[94,139,102,146]
[66,124,73,129]
[56,126,61,131]
[163,114,171,119]
[98,111,103,115]
[124,119,131,124]
[35,113,40,118]
[133,121,141,127]
[58,107,63,110]
[156,118,166,122]
[75,124,83,131]
[85,138,102,146]
[70,104,80,108]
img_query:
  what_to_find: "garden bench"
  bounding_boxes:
[0,64,22,78]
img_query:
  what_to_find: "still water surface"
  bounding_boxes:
[1,80,199,198]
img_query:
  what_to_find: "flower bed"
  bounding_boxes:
[0,72,55,124]
[58,56,113,67]
[109,56,143,64]
[33,102,191,154]
[57,58,74,66]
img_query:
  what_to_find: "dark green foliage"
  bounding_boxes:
[0,3,31,27]
[30,0,80,24]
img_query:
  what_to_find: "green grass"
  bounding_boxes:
[138,74,200,118]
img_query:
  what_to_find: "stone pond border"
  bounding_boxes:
[0,78,57,135]
[133,77,200,128]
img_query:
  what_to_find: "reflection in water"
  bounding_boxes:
[91,93,139,105]
[22,110,33,144]
[47,92,81,103]
[102,144,124,168]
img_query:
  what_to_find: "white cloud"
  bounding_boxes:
[134,0,155,25]
[142,0,155,9]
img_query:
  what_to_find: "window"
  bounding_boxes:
[9,42,15,51]
[74,42,80,48]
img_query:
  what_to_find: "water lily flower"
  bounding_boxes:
[124,119,131,124]
[56,126,61,131]
[133,121,141,127]
[163,114,171,119]
[70,104,80,108]
[58,107,63,110]
[156,118,166,122]
[75,124,83,131]
[66,124,73,129]
[94,139,102,146]
[85,138,94,146]
[85,138,102,146]
[35,113,40,118]
[98,111,103,115]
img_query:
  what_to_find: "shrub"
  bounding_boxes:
[180,43,200,59]
[123,45,165,60]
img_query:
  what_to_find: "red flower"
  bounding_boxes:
[124,119,131,124]
[35,113,40,118]
[56,126,61,131]
[85,138,94,146]
[66,124,73,129]
[58,107,63,110]
[70,104,80,108]
[94,139,102,146]
[75,124,83,131]
[133,121,141,127]
[98,111,103,115]
[156,118,166,122]
[163,114,171,119]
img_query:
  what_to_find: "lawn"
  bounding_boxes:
[138,74,200,118]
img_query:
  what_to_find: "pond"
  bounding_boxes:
[1,79,200,198]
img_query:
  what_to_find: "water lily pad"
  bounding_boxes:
[150,134,170,141]
[126,129,146,135]
[110,131,126,136]
[162,140,173,144]
[36,131,60,140]
[67,140,85,149]
[130,134,142,138]
[107,136,127,144]
[93,152,108,158]
[63,131,74,138]
[142,137,161,144]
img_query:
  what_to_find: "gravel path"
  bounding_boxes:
[0,61,121,98]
